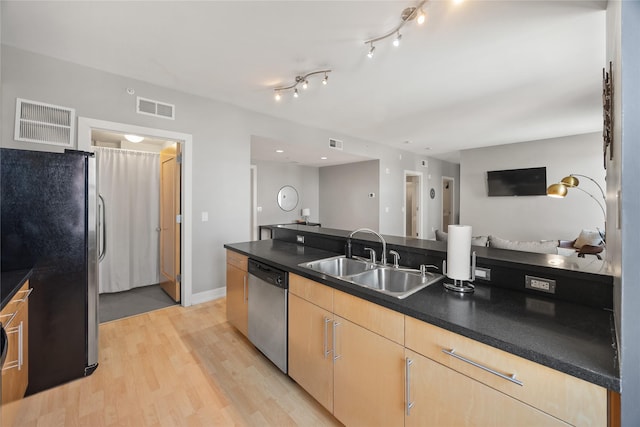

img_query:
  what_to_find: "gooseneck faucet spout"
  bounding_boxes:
[347,228,387,265]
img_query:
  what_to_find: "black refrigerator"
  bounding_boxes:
[1,148,99,395]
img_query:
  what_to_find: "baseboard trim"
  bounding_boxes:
[191,287,226,305]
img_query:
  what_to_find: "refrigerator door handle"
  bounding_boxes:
[98,194,107,262]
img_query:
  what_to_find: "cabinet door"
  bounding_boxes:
[404,349,570,427]
[1,282,30,405]
[288,293,334,412]
[333,316,404,427]
[226,263,248,337]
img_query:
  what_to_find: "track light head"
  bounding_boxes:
[322,73,328,85]
[272,69,331,100]
[293,88,299,98]
[393,32,402,47]
[367,44,376,58]
[274,91,281,101]
[416,8,426,25]
[302,80,308,90]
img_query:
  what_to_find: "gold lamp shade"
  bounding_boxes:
[560,175,580,188]
[547,183,568,198]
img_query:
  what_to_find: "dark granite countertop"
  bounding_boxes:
[1,269,32,311]
[224,239,619,392]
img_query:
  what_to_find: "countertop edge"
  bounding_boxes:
[1,269,33,311]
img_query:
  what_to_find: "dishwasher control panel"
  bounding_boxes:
[248,259,288,289]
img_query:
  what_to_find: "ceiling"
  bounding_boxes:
[1,1,606,164]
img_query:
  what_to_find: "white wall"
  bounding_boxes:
[319,160,379,230]
[1,45,459,294]
[252,160,319,227]
[459,133,604,241]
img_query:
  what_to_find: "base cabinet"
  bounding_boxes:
[288,293,334,412]
[1,281,31,427]
[226,251,248,337]
[333,316,404,427]
[405,349,569,427]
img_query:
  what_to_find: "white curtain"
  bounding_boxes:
[96,147,160,293]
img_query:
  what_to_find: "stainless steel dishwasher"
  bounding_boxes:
[247,259,288,373]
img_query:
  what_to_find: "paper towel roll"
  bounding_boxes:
[446,225,472,280]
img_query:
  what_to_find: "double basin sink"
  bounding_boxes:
[299,255,444,299]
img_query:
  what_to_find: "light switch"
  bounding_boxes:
[201,211,209,222]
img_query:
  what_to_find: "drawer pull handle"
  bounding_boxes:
[2,321,24,372]
[333,321,341,362]
[323,317,332,359]
[1,288,33,327]
[405,357,415,416]
[442,348,523,386]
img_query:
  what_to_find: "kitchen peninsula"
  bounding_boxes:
[225,225,619,426]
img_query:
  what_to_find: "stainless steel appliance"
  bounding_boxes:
[247,259,288,373]
[1,148,99,394]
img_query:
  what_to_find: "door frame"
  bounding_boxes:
[403,170,424,239]
[77,117,193,307]
[251,164,258,241]
[441,176,455,231]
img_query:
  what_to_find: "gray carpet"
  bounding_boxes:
[99,284,177,323]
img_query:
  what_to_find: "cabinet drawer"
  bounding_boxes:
[289,274,333,312]
[226,250,247,271]
[334,290,404,345]
[405,316,607,426]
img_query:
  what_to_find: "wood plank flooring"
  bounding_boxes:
[4,299,342,426]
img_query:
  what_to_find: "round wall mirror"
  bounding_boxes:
[277,185,299,212]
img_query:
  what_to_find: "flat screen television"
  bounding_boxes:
[487,167,547,197]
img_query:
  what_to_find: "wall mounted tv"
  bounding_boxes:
[487,167,547,197]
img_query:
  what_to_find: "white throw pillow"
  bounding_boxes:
[574,229,604,248]
[471,236,489,247]
[489,235,559,254]
[435,230,448,241]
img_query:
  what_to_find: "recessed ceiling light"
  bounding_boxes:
[320,156,328,160]
[124,134,144,143]
[276,149,284,153]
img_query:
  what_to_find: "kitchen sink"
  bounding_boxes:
[301,255,377,277]
[348,268,444,299]
[299,256,444,299]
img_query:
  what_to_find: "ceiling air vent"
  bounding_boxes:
[136,96,175,120]
[329,138,343,150]
[14,98,75,147]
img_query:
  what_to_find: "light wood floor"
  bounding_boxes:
[4,299,342,426]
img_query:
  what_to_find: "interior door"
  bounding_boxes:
[159,143,181,302]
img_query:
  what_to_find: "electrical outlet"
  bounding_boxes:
[296,235,305,244]
[525,275,556,294]
[474,267,491,281]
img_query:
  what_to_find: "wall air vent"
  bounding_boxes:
[14,98,75,147]
[136,96,175,120]
[329,138,343,150]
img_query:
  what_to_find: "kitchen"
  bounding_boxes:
[1,0,639,426]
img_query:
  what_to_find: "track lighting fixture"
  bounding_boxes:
[273,69,332,100]
[364,0,428,56]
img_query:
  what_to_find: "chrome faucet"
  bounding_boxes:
[348,228,387,266]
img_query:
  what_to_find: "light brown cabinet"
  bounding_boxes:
[1,280,31,412]
[405,316,608,426]
[404,349,569,426]
[288,292,334,412]
[289,274,405,427]
[333,315,404,427]
[226,250,248,337]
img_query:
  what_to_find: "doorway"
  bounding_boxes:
[442,177,455,231]
[77,118,193,308]
[404,171,423,238]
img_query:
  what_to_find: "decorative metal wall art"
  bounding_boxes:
[602,61,613,169]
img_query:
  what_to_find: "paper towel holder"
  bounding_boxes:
[442,251,477,293]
